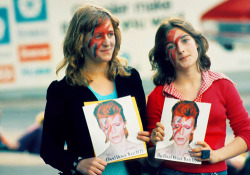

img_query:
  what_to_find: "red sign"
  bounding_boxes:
[19,44,51,62]
[0,65,15,83]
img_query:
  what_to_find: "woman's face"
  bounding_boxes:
[83,18,116,64]
[99,114,125,144]
[165,28,198,70]
[171,116,195,145]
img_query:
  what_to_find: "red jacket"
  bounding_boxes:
[146,71,250,173]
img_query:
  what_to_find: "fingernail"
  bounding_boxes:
[188,149,192,153]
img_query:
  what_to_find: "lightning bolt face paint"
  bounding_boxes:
[99,114,125,144]
[87,18,115,60]
[166,28,199,69]
[166,29,178,64]
[172,116,195,146]
[166,29,188,64]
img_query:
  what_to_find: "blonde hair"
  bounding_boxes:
[57,4,130,86]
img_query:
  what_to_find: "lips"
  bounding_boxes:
[111,135,120,140]
[177,138,184,141]
[179,55,189,60]
[176,137,186,144]
[111,135,122,143]
[101,48,112,53]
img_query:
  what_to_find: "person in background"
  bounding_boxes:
[0,107,10,151]
[146,16,250,174]
[40,4,150,175]
[238,152,250,175]
[226,153,246,175]
[8,111,44,154]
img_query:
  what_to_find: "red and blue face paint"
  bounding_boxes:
[87,19,113,58]
[102,115,116,138]
[166,29,182,64]
[172,117,189,138]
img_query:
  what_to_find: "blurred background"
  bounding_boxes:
[0,0,250,174]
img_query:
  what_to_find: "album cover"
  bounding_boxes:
[83,95,147,163]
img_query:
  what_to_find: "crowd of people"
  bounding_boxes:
[1,3,250,175]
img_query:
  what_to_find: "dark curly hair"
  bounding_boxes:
[149,16,211,86]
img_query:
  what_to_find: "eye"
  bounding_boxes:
[182,38,189,43]
[93,33,103,39]
[113,122,120,127]
[107,31,114,37]
[183,125,191,129]
[103,125,110,130]
[174,123,181,129]
[166,44,175,50]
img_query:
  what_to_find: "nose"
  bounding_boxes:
[180,126,184,135]
[110,125,116,134]
[102,35,110,46]
[176,42,185,53]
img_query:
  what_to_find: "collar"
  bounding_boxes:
[162,70,235,102]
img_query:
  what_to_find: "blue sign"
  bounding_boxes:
[0,8,10,44]
[14,0,47,23]
[22,67,52,76]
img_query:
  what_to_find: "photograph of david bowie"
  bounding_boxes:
[155,98,211,164]
[83,96,146,163]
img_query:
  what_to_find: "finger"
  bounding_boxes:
[137,131,150,142]
[190,147,202,153]
[195,157,210,162]
[90,166,103,175]
[137,135,150,142]
[156,122,165,130]
[155,131,164,141]
[96,157,107,167]
[196,141,209,147]
[190,152,201,157]
[138,131,150,136]
[151,130,164,142]
[153,127,165,139]
[191,149,211,162]
[91,161,106,173]
[156,127,165,137]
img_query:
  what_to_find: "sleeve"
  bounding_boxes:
[40,81,80,174]
[130,68,147,130]
[224,80,250,150]
[146,87,165,147]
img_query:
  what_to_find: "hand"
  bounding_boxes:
[76,157,107,175]
[137,131,150,142]
[190,141,218,164]
[150,122,165,145]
